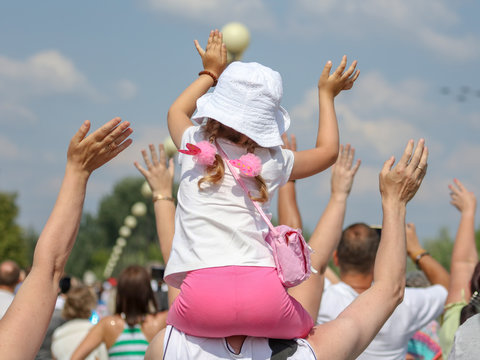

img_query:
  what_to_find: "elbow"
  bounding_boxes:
[392,278,406,306]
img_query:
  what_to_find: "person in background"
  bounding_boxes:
[438,179,478,356]
[52,285,108,360]
[0,260,20,319]
[0,117,133,360]
[71,265,168,360]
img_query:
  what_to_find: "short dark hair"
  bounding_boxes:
[337,223,380,274]
[0,260,20,287]
[115,265,158,327]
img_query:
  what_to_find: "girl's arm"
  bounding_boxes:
[167,30,227,148]
[290,56,359,180]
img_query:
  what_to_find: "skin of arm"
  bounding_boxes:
[307,139,428,360]
[278,134,302,229]
[406,222,450,289]
[0,118,132,360]
[289,57,359,180]
[445,179,478,305]
[134,144,181,306]
[288,144,360,320]
[167,29,227,148]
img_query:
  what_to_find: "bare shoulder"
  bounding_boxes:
[142,311,168,341]
[145,328,166,360]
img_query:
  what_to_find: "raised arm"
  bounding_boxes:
[278,134,302,229]
[290,56,359,180]
[309,139,428,360]
[406,222,450,289]
[445,179,478,305]
[288,144,360,320]
[167,30,227,148]
[0,118,132,360]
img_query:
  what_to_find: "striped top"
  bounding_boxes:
[108,324,149,359]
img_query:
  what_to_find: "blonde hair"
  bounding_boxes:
[62,286,97,320]
[199,119,268,203]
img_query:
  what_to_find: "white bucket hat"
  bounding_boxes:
[192,61,291,148]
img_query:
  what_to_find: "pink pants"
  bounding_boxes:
[167,266,313,339]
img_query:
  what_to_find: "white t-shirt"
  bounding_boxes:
[165,126,294,288]
[317,282,447,360]
[163,325,317,359]
[0,289,14,319]
[51,319,108,360]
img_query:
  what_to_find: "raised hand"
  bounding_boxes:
[67,117,132,177]
[405,223,424,256]
[331,144,361,198]
[379,139,428,205]
[318,55,360,97]
[134,143,175,198]
[281,133,297,151]
[194,29,228,80]
[449,178,477,215]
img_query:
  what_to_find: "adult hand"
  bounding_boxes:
[318,55,360,97]
[331,144,361,198]
[406,223,424,256]
[134,144,175,198]
[449,178,477,215]
[67,117,133,177]
[379,139,428,205]
[194,29,228,80]
[281,133,297,151]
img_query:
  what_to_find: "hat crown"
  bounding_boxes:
[193,62,290,148]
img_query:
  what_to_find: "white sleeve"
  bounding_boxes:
[279,148,294,186]
[403,285,448,333]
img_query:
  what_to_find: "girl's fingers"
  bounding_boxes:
[158,144,166,165]
[194,40,205,56]
[149,144,158,164]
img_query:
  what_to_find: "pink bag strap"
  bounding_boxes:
[215,142,278,236]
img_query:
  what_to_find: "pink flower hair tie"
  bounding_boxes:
[178,141,217,166]
[230,153,262,177]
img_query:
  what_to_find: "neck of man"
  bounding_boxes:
[340,271,373,294]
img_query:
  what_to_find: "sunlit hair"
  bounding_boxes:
[62,285,97,320]
[115,265,158,327]
[460,262,480,325]
[198,119,268,203]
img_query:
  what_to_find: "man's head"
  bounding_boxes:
[0,260,21,291]
[335,223,380,275]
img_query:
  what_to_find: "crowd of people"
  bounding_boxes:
[0,30,478,359]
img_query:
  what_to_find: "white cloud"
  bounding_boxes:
[0,103,37,124]
[290,72,430,157]
[0,50,95,100]
[290,0,479,61]
[0,135,20,160]
[116,79,138,100]
[144,0,275,30]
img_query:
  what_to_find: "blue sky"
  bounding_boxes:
[1,0,479,243]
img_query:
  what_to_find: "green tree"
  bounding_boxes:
[68,177,175,279]
[0,192,28,267]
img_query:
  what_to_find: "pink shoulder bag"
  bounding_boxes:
[216,142,314,288]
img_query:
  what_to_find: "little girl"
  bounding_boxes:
[164,30,359,339]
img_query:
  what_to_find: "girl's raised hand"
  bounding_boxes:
[318,55,360,97]
[194,29,228,80]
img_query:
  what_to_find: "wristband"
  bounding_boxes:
[152,194,174,203]
[198,70,218,86]
[413,250,430,268]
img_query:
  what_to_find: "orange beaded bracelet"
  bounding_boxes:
[198,70,218,86]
